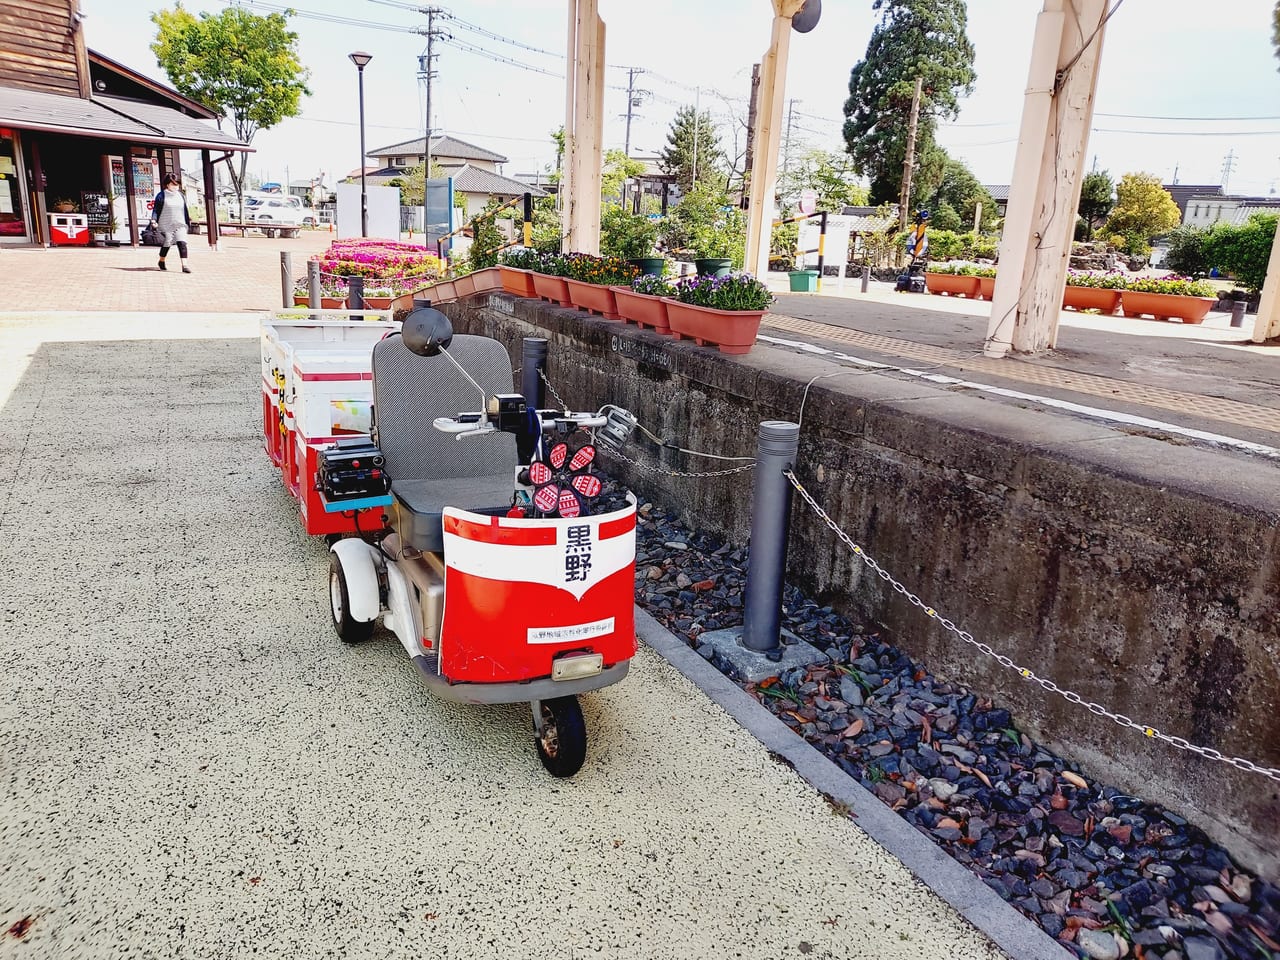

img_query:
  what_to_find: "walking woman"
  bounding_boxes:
[149,173,192,273]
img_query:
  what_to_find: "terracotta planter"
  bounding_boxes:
[362,296,394,310]
[665,301,765,355]
[471,267,502,293]
[454,272,478,298]
[500,266,538,298]
[610,286,671,333]
[1062,285,1122,314]
[531,272,572,306]
[428,279,457,302]
[293,293,309,306]
[1120,291,1215,324]
[564,278,622,320]
[924,272,981,298]
[320,297,347,309]
[977,276,995,300]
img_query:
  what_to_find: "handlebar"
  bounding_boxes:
[433,409,606,437]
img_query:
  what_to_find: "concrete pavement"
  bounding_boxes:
[0,311,1004,959]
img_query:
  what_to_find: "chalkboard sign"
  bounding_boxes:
[82,192,111,232]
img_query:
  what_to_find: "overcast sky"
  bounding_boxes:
[85,0,1280,196]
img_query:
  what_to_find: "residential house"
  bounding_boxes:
[360,133,546,219]
[1182,193,1278,229]
[983,185,1010,219]
[0,0,249,247]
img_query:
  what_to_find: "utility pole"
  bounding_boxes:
[742,62,760,207]
[417,6,447,247]
[898,76,923,233]
[782,97,799,186]
[1221,148,1237,194]
[622,66,645,156]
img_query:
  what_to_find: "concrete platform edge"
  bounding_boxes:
[636,605,1073,960]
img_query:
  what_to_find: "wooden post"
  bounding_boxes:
[742,63,760,207]
[564,0,604,255]
[744,1,806,280]
[29,136,47,247]
[201,149,219,250]
[985,0,1107,357]
[898,77,923,233]
[122,145,139,247]
[973,201,982,235]
[1251,222,1280,343]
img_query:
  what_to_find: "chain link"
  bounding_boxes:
[784,469,1280,784]
[606,446,757,479]
[538,368,569,410]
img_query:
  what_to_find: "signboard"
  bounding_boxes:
[335,182,400,239]
[797,214,855,271]
[798,190,817,216]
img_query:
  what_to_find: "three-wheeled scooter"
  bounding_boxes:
[321,308,639,777]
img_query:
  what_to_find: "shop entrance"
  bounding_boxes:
[0,128,29,243]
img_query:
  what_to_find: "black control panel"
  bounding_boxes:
[317,439,391,501]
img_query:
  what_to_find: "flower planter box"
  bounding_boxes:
[320,297,347,309]
[470,267,502,294]
[531,272,572,306]
[454,272,478,298]
[977,276,995,300]
[611,286,671,333]
[924,272,981,298]
[1120,291,1215,324]
[293,293,309,306]
[1062,285,1121,314]
[362,296,394,310]
[666,302,765,355]
[564,278,622,320]
[500,266,538,298]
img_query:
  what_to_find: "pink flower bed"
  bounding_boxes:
[313,237,443,287]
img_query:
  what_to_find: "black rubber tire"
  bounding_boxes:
[329,552,373,644]
[533,696,587,778]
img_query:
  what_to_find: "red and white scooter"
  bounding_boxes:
[323,309,638,776]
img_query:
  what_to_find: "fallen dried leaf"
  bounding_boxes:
[1062,771,1088,789]
[840,719,864,739]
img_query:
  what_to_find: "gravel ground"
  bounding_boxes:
[627,493,1280,960]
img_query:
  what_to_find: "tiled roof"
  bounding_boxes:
[0,86,249,151]
[1232,205,1280,225]
[450,164,547,197]
[366,134,508,164]
[984,185,1010,202]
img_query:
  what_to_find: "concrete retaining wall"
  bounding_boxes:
[443,293,1280,879]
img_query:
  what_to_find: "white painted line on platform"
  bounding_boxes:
[757,334,1280,462]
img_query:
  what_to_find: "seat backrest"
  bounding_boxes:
[372,332,518,481]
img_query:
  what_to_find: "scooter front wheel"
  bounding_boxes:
[533,696,586,778]
[329,553,373,644]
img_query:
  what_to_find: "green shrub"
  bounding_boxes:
[1127,275,1216,297]
[1162,224,1210,277]
[1204,213,1276,292]
[600,205,658,260]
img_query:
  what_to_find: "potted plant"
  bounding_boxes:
[362,285,395,310]
[693,225,737,276]
[498,247,541,298]
[1120,275,1216,324]
[51,197,78,213]
[601,206,663,275]
[666,273,773,354]
[972,265,997,300]
[320,281,348,309]
[293,281,310,306]
[612,273,676,333]
[1063,271,1125,314]
[531,253,573,306]
[563,253,639,320]
[923,262,981,298]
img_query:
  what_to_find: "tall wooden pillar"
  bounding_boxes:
[1252,224,1280,343]
[743,1,807,279]
[984,0,1108,357]
[564,0,604,255]
[201,150,220,250]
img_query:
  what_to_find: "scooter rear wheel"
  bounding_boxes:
[329,553,373,644]
[533,696,587,778]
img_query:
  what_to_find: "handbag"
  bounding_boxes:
[141,223,161,246]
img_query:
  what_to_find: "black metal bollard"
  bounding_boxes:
[280,251,292,309]
[349,276,364,322]
[521,337,548,409]
[1231,300,1247,328]
[741,421,801,652]
[861,263,871,293]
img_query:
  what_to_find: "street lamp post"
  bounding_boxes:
[348,51,373,237]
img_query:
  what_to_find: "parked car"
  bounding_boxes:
[244,195,303,237]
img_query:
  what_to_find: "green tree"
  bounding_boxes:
[602,149,646,202]
[917,151,995,231]
[778,148,869,213]
[842,0,977,204]
[465,199,506,271]
[151,6,309,216]
[1077,170,1114,240]
[1102,173,1180,252]
[1162,223,1210,276]
[390,160,445,207]
[660,106,723,193]
[1274,1,1280,71]
[659,182,745,266]
[1205,213,1278,292]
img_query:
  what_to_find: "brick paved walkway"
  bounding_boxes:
[0,231,334,313]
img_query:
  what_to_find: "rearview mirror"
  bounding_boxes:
[402,306,454,357]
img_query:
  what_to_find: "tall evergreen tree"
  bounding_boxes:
[660,106,722,194]
[842,0,976,205]
[1077,170,1114,240]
